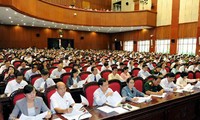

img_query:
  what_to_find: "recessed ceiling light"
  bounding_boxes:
[61,24,64,25]
[44,24,46,26]
[8,17,11,19]
[23,15,26,17]
[32,24,34,26]
[23,23,26,25]
[11,21,13,23]
[6,8,9,11]
[21,20,23,22]
[17,24,19,26]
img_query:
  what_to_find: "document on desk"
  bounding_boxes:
[106,91,122,107]
[113,107,129,114]
[122,103,140,111]
[62,108,91,120]
[19,111,48,120]
[80,95,89,106]
[77,80,86,87]
[175,84,194,93]
[194,81,200,89]
[97,105,115,113]
[133,96,152,103]
[150,93,167,98]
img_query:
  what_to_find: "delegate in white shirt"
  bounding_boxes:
[176,77,196,88]
[138,69,151,79]
[33,78,55,91]
[50,91,75,114]
[50,68,66,79]
[85,74,101,82]
[93,88,113,106]
[4,80,28,96]
[160,78,178,92]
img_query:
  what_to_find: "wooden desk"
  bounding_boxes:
[52,91,200,120]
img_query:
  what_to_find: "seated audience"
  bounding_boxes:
[93,78,113,106]
[9,84,51,120]
[24,64,40,81]
[34,70,55,92]
[108,67,123,81]
[121,77,145,102]
[50,82,75,114]
[67,69,81,88]
[144,76,164,95]
[4,72,28,96]
[138,64,151,79]
[160,73,178,92]
[176,72,198,88]
[85,66,101,82]
[50,63,66,79]
[120,67,131,82]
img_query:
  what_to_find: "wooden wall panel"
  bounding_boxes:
[0,25,111,49]
[156,26,171,39]
[178,23,198,38]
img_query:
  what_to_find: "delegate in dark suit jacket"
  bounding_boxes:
[67,76,81,88]
[9,97,50,120]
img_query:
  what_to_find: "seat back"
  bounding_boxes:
[108,79,121,93]
[20,68,31,76]
[111,64,118,69]
[133,63,139,68]
[117,69,123,75]
[10,89,25,105]
[131,68,140,77]
[13,60,22,68]
[152,62,157,67]
[165,66,171,73]
[79,71,91,80]
[133,77,144,92]
[96,65,103,71]
[69,62,74,67]
[63,66,73,72]
[82,65,90,72]
[30,74,42,85]
[48,66,57,75]
[195,71,200,79]
[188,71,194,79]
[44,85,56,108]
[144,75,156,83]
[52,62,59,67]
[83,82,99,106]
[175,72,181,82]
[60,72,71,84]
[166,62,171,67]
[100,70,112,80]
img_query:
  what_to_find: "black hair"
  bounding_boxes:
[123,66,129,72]
[103,62,109,67]
[112,66,118,71]
[31,64,38,69]
[41,70,49,75]
[16,72,23,77]
[23,84,34,94]
[126,77,134,83]
[142,64,148,68]
[91,66,96,72]
[180,72,188,78]
[167,73,175,77]
[71,69,78,77]
[98,78,107,86]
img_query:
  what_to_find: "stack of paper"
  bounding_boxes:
[19,111,48,120]
[97,105,128,114]
[106,91,122,107]
[69,80,86,89]
[150,93,167,98]
[195,81,200,88]
[132,96,152,103]
[175,84,194,93]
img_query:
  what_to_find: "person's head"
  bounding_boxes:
[31,64,38,73]
[16,72,23,84]
[174,64,180,69]
[21,61,27,67]
[71,69,78,78]
[57,63,63,71]
[56,82,66,97]
[73,64,79,70]
[155,66,161,72]
[180,72,188,79]
[98,78,109,92]
[24,84,36,101]
[167,73,175,82]
[41,70,49,80]
[142,64,148,71]
[123,66,129,73]
[126,77,134,89]
[91,66,98,75]
[112,67,118,74]
[42,60,47,66]
[5,60,11,67]
[8,66,15,74]
[152,77,162,86]
[103,62,109,68]
[119,62,124,69]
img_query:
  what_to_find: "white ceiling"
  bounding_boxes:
[0,6,152,33]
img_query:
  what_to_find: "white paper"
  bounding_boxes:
[53,118,62,120]
[132,96,152,103]
[80,95,89,106]
[62,109,91,120]
[106,91,122,107]
[77,80,86,87]
[97,106,114,113]
[19,111,48,120]
[73,103,83,110]
[175,84,194,93]
[195,81,200,88]
[150,93,167,98]
[122,103,140,111]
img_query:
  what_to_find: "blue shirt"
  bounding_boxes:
[121,86,145,101]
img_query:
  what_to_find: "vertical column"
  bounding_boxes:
[196,0,200,56]
[170,0,180,54]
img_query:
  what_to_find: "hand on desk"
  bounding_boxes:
[45,111,52,119]
[131,97,138,102]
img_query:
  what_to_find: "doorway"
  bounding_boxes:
[47,38,74,49]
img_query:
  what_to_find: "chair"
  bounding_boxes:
[48,66,57,75]
[80,62,87,67]
[152,62,157,67]
[108,79,121,93]
[13,60,22,69]
[60,72,71,84]
[63,66,73,72]
[83,82,99,106]
[100,70,112,80]
[166,62,171,67]
[44,85,56,108]
[117,69,123,75]
[79,71,91,80]
[195,70,200,79]
[175,72,181,82]
[82,65,90,72]
[52,62,60,67]
[131,68,140,77]
[133,63,139,68]
[4,75,16,83]
[21,68,31,76]
[123,60,129,66]
[111,64,118,69]
[187,71,194,79]
[30,74,42,85]
[133,77,144,92]
[165,66,171,73]
[69,62,74,67]
[10,89,25,105]
[96,65,103,71]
